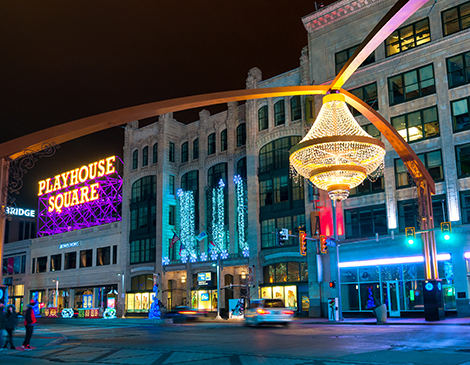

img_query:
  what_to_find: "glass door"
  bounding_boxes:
[384,281,400,317]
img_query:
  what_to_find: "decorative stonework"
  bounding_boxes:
[302,0,384,32]
[256,127,303,150]
[246,67,262,89]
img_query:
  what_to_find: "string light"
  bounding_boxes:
[234,174,248,254]
[290,94,386,201]
[178,189,196,258]
[162,257,170,266]
[221,249,229,260]
[200,252,208,261]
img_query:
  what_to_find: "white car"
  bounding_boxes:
[244,299,294,327]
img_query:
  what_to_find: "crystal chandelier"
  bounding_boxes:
[290,93,386,201]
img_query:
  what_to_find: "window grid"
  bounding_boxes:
[169,175,175,195]
[132,150,138,170]
[221,129,227,151]
[395,150,443,188]
[451,97,470,133]
[385,18,430,57]
[181,142,188,163]
[447,51,470,88]
[236,123,246,147]
[349,83,378,116]
[345,205,388,239]
[193,138,199,160]
[388,64,435,106]
[208,133,216,155]
[259,105,268,131]
[335,45,375,74]
[169,142,175,162]
[391,106,439,143]
[152,143,158,164]
[442,1,470,37]
[290,96,302,121]
[142,146,148,167]
[274,100,285,126]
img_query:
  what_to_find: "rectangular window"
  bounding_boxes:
[335,45,375,74]
[385,18,430,57]
[349,83,378,116]
[169,142,175,162]
[451,97,470,133]
[64,252,76,270]
[395,150,443,188]
[388,64,435,105]
[221,129,227,151]
[274,100,285,126]
[24,221,30,239]
[181,142,188,162]
[237,123,246,147]
[208,133,216,155]
[19,221,24,240]
[273,176,289,203]
[259,105,268,131]
[290,96,302,121]
[130,238,156,264]
[142,146,148,167]
[97,247,111,266]
[169,175,175,195]
[345,205,387,239]
[460,190,470,224]
[292,178,304,201]
[133,150,138,170]
[193,138,199,159]
[456,143,470,178]
[80,249,93,268]
[391,106,439,142]
[131,209,138,230]
[113,245,118,265]
[350,177,384,197]
[21,255,26,273]
[50,254,61,272]
[37,256,47,273]
[447,51,470,88]
[31,258,36,274]
[362,123,381,139]
[261,219,276,248]
[138,206,148,228]
[152,143,158,164]
[260,180,273,207]
[398,195,447,231]
[442,1,470,37]
[169,205,176,226]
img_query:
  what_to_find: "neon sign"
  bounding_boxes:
[5,207,36,217]
[37,156,122,237]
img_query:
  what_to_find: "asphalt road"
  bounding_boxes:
[2,321,470,364]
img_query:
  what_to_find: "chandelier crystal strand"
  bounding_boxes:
[289,94,386,201]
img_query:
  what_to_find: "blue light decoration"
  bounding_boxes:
[103,308,117,319]
[211,179,227,256]
[190,253,197,263]
[61,308,74,318]
[200,252,208,261]
[181,255,188,264]
[149,278,161,319]
[33,291,40,316]
[178,189,196,260]
[220,249,229,260]
[425,282,434,291]
[162,257,170,266]
[211,251,219,261]
[234,174,248,256]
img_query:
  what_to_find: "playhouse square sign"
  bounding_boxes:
[38,156,116,214]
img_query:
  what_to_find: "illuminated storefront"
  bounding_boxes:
[190,271,217,311]
[261,262,309,314]
[126,274,154,313]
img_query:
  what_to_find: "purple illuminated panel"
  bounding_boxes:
[37,157,123,237]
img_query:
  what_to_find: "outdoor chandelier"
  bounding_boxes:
[290,93,386,202]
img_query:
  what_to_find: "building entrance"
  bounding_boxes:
[383,281,401,317]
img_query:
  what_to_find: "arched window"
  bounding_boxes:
[181,142,189,163]
[291,96,301,121]
[221,129,227,151]
[131,176,156,203]
[207,163,227,187]
[237,157,247,180]
[237,123,246,147]
[132,150,138,170]
[259,136,300,173]
[274,100,285,126]
[142,146,148,167]
[208,133,216,155]
[259,105,268,131]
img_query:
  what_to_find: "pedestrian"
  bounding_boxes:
[22,299,37,350]
[4,305,18,350]
[0,303,5,351]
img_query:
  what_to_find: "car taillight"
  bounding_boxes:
[257,309,271,315]
[179,310,197,315]
[282,310,294,315]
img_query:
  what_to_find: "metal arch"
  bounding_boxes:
[1,86,331,161]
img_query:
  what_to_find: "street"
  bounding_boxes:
[2,321,470,364]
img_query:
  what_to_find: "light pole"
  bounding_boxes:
[52,278,59,308]
[117,273,125,318]
[332,201,343,321]
[212,260,222,320]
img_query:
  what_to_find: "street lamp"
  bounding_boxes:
[117,273,125,318]
[212,261,222,320]
[290,93,386,321]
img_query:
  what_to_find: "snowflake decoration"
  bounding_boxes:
[181,255,188,264]
[211,251,219,261]
[218,178,225,188]
[220,249,229,260]
[162,257,170,265]
[242,247,250,257]
[200,252,208,261]
[190,253,197,263]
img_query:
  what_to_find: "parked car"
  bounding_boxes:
[244,299,294,327]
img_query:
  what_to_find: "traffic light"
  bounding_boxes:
[320,235,328,254]
[299,230,307,256]
[441,222,452,241]
[329,281,336,289]
[405,227,415,245]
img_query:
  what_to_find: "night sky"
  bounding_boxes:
[1,0,335,207]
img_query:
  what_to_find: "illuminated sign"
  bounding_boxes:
[5,207,35,217]
[200,293,210,301]
[37,156,123,237]
[59,241,80,249]
[198,272,212,286]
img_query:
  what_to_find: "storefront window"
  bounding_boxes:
[341,284,360,311]
[275,263,287,282]
[287,262,300,282]
[300,262,308,281]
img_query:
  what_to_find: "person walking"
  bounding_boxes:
[22,299,37,350]
[0,303,5,351]
[4,305,18,350]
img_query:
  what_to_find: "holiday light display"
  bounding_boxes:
[211,179,226,255]
[61,308,74,318]
[290,94,385,201]
[177,189,196,259]
[234,174,248,255]
[200,252,208,261]
[162,257,170,266]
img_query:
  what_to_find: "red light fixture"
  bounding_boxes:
[257,309,271,315]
